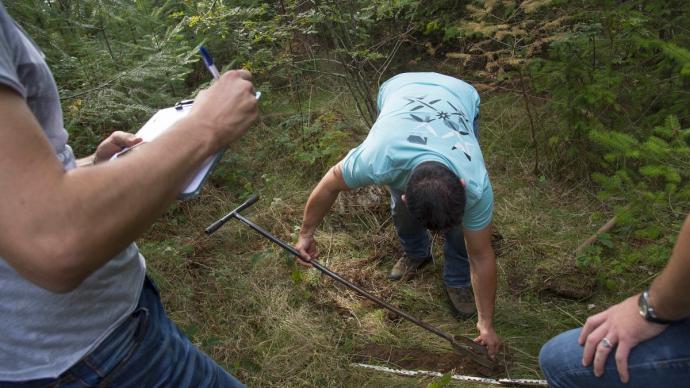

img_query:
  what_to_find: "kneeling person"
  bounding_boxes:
[295,72,500,356]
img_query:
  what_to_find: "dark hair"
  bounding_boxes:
[405,161,465,231]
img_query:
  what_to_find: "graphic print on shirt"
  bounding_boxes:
[403,95,474,161]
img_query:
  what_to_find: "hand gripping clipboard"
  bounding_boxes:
[114,99,224,200]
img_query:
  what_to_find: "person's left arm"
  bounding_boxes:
[76,131,142,167]
[464,223,501,357]
[579,213,690,383]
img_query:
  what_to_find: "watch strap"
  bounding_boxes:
[640,289,678,325]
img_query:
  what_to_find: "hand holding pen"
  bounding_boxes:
[199,46,261,100]
[112,46,260,160]
[186,46,259,146]
[189,69,258,146]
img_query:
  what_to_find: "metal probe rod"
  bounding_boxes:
[236,214,451,337]
[205,196,497,370]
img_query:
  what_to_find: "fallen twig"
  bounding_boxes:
[573,216,617,255]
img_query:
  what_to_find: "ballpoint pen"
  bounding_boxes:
[112,140,146,159]
[198,45,261,99]
[198,45,221,80]
[112,48,262,161]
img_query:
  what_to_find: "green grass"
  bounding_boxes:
[137,81,648,387]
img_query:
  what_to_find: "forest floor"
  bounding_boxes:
[137,68,626,387]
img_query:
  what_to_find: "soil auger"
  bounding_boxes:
[205,194,502,375]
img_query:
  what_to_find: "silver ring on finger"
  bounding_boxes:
[600,337,612,349]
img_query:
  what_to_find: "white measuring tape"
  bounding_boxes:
[351,363,548,386]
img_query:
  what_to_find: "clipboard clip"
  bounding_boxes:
[174,99,195,111]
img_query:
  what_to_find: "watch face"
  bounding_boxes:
[639,292,649,317]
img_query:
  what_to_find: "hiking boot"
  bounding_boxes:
[446,286,476,319]
[388,255,432,281]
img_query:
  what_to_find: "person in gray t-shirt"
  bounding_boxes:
[0,1,257,386]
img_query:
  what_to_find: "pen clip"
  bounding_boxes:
[174,99,195,110]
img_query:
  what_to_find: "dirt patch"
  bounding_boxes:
[491,229,505,255]
[323,258,396,302]
[507,270,529,296]
[353,343,493,377]
[334,185,389,216]
[539,269,596,300]
[366,233,403,263]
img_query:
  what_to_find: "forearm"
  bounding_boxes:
[300,166,346,237]
[5,116,217,291]
[469,251,497,327]
[1,70,257,292]
[63,117,214,244]
[648,214,690,320]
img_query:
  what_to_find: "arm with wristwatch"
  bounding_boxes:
[637,212,690,323]
[576,213,690,383]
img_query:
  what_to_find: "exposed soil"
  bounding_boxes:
[334,185,389,216]
[353,343,494,377]
[507,270,529,296]
[538,267,596,300]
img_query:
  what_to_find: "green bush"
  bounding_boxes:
[529,1,690,239]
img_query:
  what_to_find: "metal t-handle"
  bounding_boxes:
[205,194,260,235]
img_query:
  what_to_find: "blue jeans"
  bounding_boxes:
[0,276,244,388]
[390,190,471,288]
[539,319,690,388]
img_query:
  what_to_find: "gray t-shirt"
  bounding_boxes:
[0,2,146,381]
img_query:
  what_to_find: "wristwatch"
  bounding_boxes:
[638,288,676,324]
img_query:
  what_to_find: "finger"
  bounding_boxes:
[488,341,499,358]
[220,69,253,84]
[295,246,314,264]
[239,79,257,99]
[473,335,485,345]
[126,136,143,147]
[295,248,311,262]
[579,312,606,345]
[109,132,142,148]
[233,69,253,82]
[593,336,615,377]
[582,324,608,367]
[614,342,632,383]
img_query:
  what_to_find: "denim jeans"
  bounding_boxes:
[539,318,690,388]
[390,190,471,288]
[0,276,244,388]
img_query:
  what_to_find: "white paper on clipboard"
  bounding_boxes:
[116,101,223,200]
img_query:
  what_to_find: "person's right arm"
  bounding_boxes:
[0,70,257,293]
[295,161,350,261]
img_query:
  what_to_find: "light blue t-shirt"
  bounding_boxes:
[341,72,493,230]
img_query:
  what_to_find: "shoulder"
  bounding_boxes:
[0,10,27,97]
[462,175,493,230]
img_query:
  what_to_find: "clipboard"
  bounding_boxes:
[114,99,224,200]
